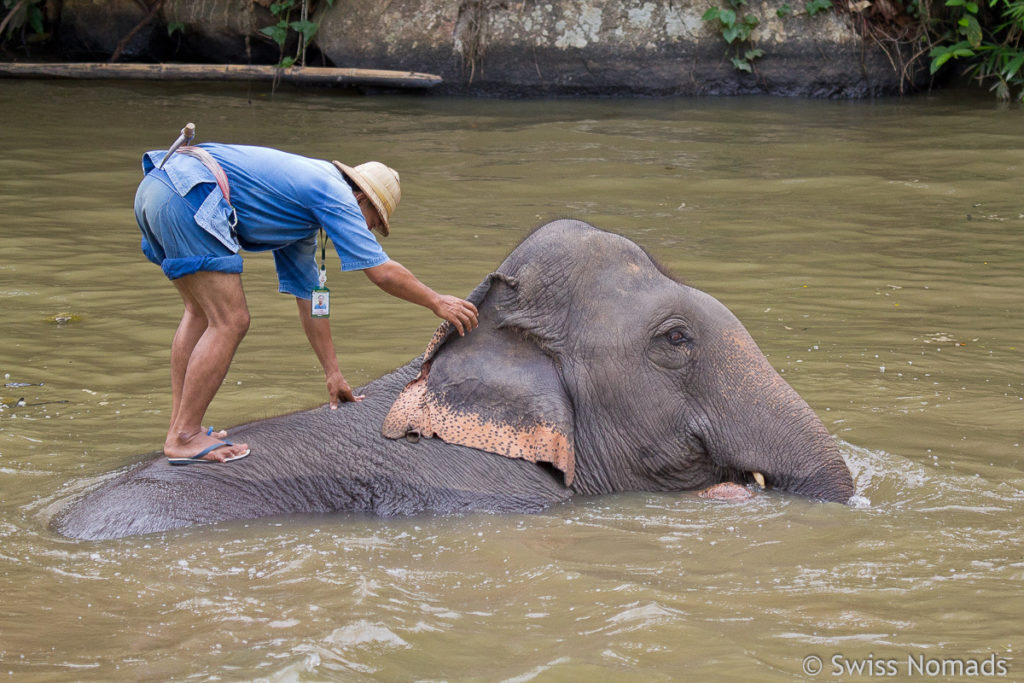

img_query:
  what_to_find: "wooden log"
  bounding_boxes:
[0,62,443,89]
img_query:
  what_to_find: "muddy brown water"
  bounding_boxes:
[0,80,1022,680]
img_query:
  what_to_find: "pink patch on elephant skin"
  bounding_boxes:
[382,363,576,485]
[421,323,452,361]
[697,482,756,502]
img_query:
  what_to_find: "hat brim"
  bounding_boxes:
[332,160,390,237]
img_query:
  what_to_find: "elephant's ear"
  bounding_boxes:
[382,274,576,485]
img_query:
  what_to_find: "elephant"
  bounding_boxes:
[55,220,854,540]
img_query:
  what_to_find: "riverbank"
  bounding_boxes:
[1,0,929,97]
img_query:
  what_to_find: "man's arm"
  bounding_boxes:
[364,260,479,335]
[295,298,364,408]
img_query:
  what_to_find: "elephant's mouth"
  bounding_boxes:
[689,431,768,498]
[698,470,768,502]
[706,464,853,505]
[688,430,848,503]
[723,469,770,491]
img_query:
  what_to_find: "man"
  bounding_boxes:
[134,142,478,465]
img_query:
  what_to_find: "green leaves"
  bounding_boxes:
[731,57,752,72]
[701,0,837,74]
[26,2,42,33]
[959,13,984,45]
[805,0,834,16]
[289,19,318,44]
[702,0,765,71]
[259,20,289,48]
[703,2,759,47]
[928,0,1024,99]
[1002,49,1024,79]
[731,49,766,72]
[2,0,45,40]
[260,0,331,67]
[270,0,296,14]
[945,0,983,46]
[929,41,977,72]
[1000,0,1024,25]
[261,17,318,50]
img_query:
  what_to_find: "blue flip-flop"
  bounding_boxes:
[167,440,250,466]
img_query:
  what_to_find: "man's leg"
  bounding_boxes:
[164,270,250,461]
[168,293,229,439]
[169,295,207,431]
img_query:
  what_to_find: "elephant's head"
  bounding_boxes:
[384,220,854,503]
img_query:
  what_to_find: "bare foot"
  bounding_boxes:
[207,427,228,439]
[164,430,249,463]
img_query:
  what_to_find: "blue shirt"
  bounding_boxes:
[142,144,389,298]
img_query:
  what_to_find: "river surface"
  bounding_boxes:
[0,80,1022,680]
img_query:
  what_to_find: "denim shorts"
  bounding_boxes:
[133,170,243,280]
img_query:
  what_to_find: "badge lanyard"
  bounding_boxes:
[311,228,330,318]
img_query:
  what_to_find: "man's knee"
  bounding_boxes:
[205,305,249,340]
[225,308,250,340]
[181,271,249,338]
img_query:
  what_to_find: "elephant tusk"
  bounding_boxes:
[752,471,766,489]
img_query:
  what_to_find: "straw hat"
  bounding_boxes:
[332,160,401,237]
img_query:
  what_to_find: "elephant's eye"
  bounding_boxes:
[667,328,690,346]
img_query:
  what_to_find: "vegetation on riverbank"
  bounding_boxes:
[696,0,1024,99]
[3,0,1023,100]
[926,0,1024,99]
[260,0,334,67]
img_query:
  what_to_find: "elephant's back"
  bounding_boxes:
[54,362,571,540]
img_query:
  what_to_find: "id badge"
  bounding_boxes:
[311,287,330,318]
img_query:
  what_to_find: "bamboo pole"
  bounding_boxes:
[0,62,443,89]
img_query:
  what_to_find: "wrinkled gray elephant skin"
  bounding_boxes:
[56,221,854,540]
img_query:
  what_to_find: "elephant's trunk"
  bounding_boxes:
[781,451,856,503]
[752,415,854,503]
[717,399,854,504]
[705,329,855,504]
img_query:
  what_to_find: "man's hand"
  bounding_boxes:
[326,370,364,409]
[432,295,479,336]
[364,262,480,336]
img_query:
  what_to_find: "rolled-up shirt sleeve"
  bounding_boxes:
[310,178,390,272]
[313,200,389,272]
